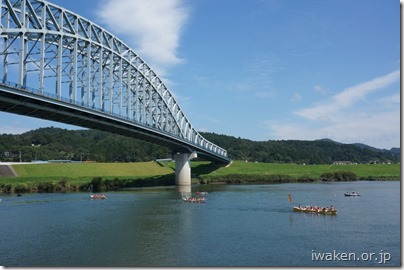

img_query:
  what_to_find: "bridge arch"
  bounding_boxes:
[0,0,231,183]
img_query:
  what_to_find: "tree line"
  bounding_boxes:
[202,132,399,164]
[0,127,399,164]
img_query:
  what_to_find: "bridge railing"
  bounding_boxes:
[0,80,228,158]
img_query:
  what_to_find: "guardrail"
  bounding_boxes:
[0,80,229,160]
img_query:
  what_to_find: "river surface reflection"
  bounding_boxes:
[0,181,400,267]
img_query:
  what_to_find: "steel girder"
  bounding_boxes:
[0,0,230,161]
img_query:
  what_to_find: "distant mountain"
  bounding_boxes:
[0,128,400,164]
[354,143,383,151]
[354,143,400,157]
[315,138,341,144]
[389,147,400,156]
[317,139,400,158]
[354,143,381,151]
[201,133,400,164]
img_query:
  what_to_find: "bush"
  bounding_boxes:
[37,182,57,192]
[91,177,105,191]
[15,182,30,193]
[3,184,13,193]
[198,174,298,184]
[320,171,358,181]
[123,175,175,188]
[58,178,70,189]
[297,176,317,182]
[104,178,126,190]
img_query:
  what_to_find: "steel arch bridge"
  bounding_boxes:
[0,0,231,169]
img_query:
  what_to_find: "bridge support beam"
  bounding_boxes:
[174,152,197,186]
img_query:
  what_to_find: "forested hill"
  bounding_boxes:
[0,127,400,164]
[200,133,400,164]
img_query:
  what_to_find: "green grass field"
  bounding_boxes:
[0,162,174,187]
[13,162,173,178]
[203,161,400,179]
[0,160,400,190]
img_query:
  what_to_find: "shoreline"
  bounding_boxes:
[0,161,400,194]
[0,175,399,195]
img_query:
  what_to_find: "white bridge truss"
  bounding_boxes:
[0,0,230,163]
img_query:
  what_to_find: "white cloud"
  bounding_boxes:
[255,90,277,99]
[313,85,331,95]
[295,70,400,121]
[267,109,399,149]
[291,92,302,102]
[264,70,400,149]
[377,94,400,106]
[96,0,190,75]
[333,70,400,106]
[198,127,209,133]
[0,125,30,135]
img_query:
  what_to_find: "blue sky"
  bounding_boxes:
[0,0,400,149]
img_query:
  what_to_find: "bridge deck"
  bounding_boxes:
[0,83,231,164]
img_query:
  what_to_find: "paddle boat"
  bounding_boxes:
[195,191,208,196]
[344,191,361,196]
[91,194,106,200]
[293,205,337,215]
[182,196,206,203]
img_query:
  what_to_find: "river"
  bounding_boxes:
[0,181,400,267]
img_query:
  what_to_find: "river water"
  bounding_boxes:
[0,181,400,267]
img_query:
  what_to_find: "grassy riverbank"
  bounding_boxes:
[192,161,400,184]
[194,161,400,179]
[0,162,174,193]
[0,161,400,193]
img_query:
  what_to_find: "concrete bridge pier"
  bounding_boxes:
[177,185,192,198]
[174,152,197,186]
